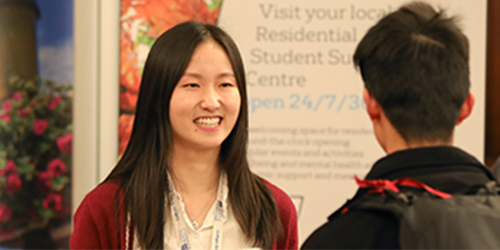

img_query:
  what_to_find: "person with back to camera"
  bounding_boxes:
[70,21,298,250]
[301,1,497,249]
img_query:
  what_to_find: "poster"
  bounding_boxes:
[0,0,74,248]
[217,0,486,242]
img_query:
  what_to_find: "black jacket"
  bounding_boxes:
[301,146,496,249]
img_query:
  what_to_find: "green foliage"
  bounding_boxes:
[205,0,222,11]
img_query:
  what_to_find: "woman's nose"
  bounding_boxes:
[199,88,220,111]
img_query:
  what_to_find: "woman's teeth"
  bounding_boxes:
[194,117,221,127]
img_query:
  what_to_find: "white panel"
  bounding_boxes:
[73,0,99,213]
[72,0,120,215]
[98,0,120,181]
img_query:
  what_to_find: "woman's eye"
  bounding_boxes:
[220,83,234,87]
[184,83,199,88]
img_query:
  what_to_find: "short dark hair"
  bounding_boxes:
[354,1,470,142]
[106,21,281,249]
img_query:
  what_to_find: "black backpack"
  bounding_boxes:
[346,177,500,249]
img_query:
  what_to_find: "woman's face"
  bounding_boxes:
[169,39,241,151]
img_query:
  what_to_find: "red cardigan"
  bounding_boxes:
[70,179,298,249]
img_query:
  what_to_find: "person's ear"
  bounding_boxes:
[457,91,475,125]
[363,89,382,122]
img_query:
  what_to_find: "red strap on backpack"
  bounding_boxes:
[354,176,452,199]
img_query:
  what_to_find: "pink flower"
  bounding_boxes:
[47,159,66,178]
[43,193,62,211]
[0,114,11,124]
[12,92,22,101]
[37,171,51,193]
[33,119,49,135]
[0,160,17,176]
[56,133,72,154]
[1,101,12,112]
[0,205,13,222]
[48,96,63,111]
[18,108,29,118]
[5,174,22,194]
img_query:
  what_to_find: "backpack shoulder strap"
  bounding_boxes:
[342,176,452,218]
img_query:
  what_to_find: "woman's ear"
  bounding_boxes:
[363,89,382,122]
[456,91,475,125]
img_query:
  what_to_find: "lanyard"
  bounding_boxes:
[167,173,225,250]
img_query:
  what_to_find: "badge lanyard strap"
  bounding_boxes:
[167,173,225,250]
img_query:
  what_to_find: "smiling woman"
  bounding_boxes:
[70,21,298,250]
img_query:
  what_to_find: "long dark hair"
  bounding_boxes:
[105,21,281,249]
